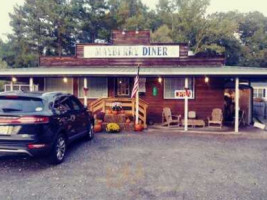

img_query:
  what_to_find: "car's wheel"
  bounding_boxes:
[85,125,94,141]
[48,134,67,165]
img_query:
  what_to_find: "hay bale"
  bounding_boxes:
[104,114,126,123]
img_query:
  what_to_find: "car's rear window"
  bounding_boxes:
[0,97,44,113]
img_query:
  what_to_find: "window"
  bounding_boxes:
[117,78,130,96]
[78,78,108,98]
[164,78,195,99]
[45,78,73,94]
[0,97,44,113]
[254,88,265,98]
[4,84,39,92]
[53,96,72,115]
[69,96,83,111]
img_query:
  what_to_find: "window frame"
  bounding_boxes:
[68,96,84,111]
[254,87,266,98]
[78,77,108,99]
[44,78,74,94]
[116,77,131,97]
[4,84,39,92]
[163,77,195,100]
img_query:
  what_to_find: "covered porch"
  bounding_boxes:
[0,66,266,133]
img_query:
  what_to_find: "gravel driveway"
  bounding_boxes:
[1,132,267,200]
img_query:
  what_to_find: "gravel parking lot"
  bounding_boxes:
[1,131,267,200]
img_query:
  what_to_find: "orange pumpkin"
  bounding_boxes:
[97,120,103,126]
[135,124,143,132]
[94,124,102,132]
[112,110,118,115]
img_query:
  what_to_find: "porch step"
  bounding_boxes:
[102,122,135,132]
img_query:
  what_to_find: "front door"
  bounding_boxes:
[116,78,131,97]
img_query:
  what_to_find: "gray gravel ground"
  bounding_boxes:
[1,131,267,200]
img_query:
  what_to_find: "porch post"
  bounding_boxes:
[184,78,189,131]
[83,78,88,107]
[29,77,34,92]
[135,86,139,125]
[10,80,13,92]
[235,77,240,133]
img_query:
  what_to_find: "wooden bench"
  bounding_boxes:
[182,119,205,127]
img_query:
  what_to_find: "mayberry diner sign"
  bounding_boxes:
[83,45,180,58]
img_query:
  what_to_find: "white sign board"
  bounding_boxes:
[174,90,193,99]
[84,45,180,58]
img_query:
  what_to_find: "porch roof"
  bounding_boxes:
[0,66,266,77]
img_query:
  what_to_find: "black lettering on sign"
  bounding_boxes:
[163,47,167,56]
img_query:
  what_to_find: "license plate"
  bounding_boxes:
[0,126,10,135]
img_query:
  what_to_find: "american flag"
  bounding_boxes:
[131,66,140,98]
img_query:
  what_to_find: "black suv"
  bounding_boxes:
[0,91,94,164]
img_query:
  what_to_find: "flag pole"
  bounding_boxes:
[135,65,140,125]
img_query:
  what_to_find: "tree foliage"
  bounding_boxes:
[0,0,267,67]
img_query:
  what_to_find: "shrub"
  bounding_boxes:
[96,112,105,121]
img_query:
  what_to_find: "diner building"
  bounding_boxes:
[1,30,267,132]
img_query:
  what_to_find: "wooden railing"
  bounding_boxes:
[90,98,148,128]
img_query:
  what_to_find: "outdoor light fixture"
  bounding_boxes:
[63,77,68,83]
[158,77,162,83]
[122,29,126,35]
[135,28,139,34]
[205,76,209,83]
[12,77,17,83]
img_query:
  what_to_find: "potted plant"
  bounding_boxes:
[112,102,122,115]
[96,112,105,121]
[106,123,120,133]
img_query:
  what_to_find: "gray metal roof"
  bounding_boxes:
[0,66,266,77]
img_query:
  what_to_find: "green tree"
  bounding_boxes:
[8,0,78,67]
[107,0,156,31]
[238,12,267,67]
[151,25,173,43]
[71,0,109,43]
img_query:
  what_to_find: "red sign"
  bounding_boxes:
[174,90,193,99]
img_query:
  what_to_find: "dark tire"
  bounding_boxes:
[85,125,94,141]
[48,134,67,165]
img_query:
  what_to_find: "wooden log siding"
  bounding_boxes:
[40,29,225,67]
[141,77,225,123]
[76,77,225,123]
[40,56,224,67]
[112,30,151,45]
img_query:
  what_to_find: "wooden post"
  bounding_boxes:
[184,78,189,131]
[235,77,239,133]
[84,78,88,107]
[29,77,34,92]
[10,80,13,92]
[135,90,139,125]
[132,99,135,116]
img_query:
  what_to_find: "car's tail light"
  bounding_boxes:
[28,144,46,149]
[0,116,49,124]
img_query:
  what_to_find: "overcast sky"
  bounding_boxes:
[1,0,267,41]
